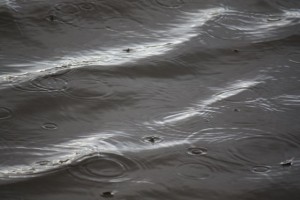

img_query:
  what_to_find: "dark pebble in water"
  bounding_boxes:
[280,158,294,167]
[101,191,114,198]
[233,49,239,53]
[0,107,12,120]
[142,136,163,144]
[187,147,207,155]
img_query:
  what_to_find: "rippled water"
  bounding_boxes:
[1,0,300,199]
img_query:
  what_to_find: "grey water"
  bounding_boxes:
[1,0,300,199]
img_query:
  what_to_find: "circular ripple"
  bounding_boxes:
[187,128,300,165]
[252,165,271,173]
[64,79,113,100]
[68,153,144,183]
[54,3,80,15]
[0,107,12,120]
[155,0,184,8]
[205,13,258,41]
[42,123,58,130]
[187,147,207,156]
[227,134,300,165]
[176,163,211,180]
[288,53,300,64]
[52,1,119,29]
[105,17,142,32]
[13,76,68,92]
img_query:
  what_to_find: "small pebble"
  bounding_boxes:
[233,49,239,53]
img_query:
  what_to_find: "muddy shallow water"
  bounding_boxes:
[1,0,300,199]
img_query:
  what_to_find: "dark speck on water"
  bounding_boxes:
[124,48,132,53]
[1,0,300,200]
[101,192,114,198]
[280,158,294,167]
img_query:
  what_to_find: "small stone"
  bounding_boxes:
[233,49,239,53]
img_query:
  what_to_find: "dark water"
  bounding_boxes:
[1,0,300,199]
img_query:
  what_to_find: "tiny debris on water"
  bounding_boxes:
[143,136,162,144]
[233,49,239,53]
[101,191,114,198]
[280,158,294,167]
[124,48,132,53]
[234,108,240,112]
[48,15,55,22]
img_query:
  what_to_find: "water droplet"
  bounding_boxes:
[0,107,12,120]
[187,147,207,155]
[42,123,58,130]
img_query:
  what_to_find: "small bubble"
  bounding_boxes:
[187,147,207,155]
[42,123,58,130]
[142,136,163,144]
